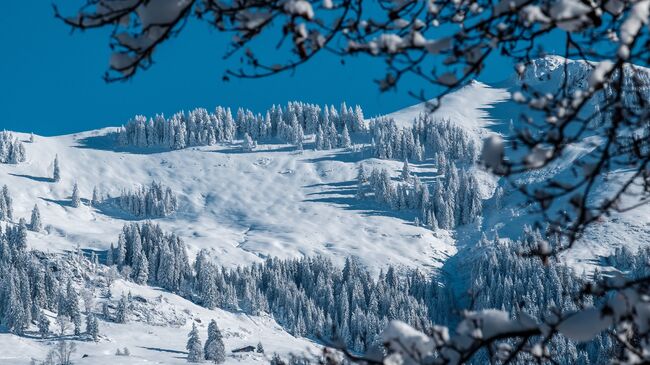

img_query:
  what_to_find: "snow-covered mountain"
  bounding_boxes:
[1,55,648,364]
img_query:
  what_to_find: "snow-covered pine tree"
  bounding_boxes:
[242,133,256,152]
[38,310,50,338]
[256,342,264,353]
[327,122,338,149]
[186,323,204,363]
[71,183,81,208]
[116,234,126,267]
[134,252,149,284]
[90,186,100,207]
[106,243,114,266]
[115,294,128,323]
[315,126,324,150]
[401,159,411,181]
[86,313,99,342]
[53,155,61,182]
[65,280,82,336]
[353,105,365,132]
[30,204,42,232]
[204,319,226,363]
[0,185,13,220]
[340,124,352,149]
[292,121,304,150]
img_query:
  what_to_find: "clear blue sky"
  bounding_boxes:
[0,3,560,136]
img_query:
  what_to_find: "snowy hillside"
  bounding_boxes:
[1,55,648,364]
[0,273,318,365]
[0,130,453,273]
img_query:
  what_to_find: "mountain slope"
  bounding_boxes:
[2,55,649,364]
[0,131,454,274]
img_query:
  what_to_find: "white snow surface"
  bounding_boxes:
[383,80,510,136]
[0,131,453,274]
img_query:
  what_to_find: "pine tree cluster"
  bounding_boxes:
[470,231,614,364]
[0,223,62,335]
[369,114,479,163]
[106,224,450,353]
[0,131,26,164]
[108,222,191,291]
[117,182,178,218]
[117,102,365,150]
[356,163,482,230]
[357,166,428,213]
[191,251,450,353]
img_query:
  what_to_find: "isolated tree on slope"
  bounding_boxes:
[52,155,60,182]
[186,323,203,363]
[204,319,226,363]
[71,183,81,207]
[30,204,42,232]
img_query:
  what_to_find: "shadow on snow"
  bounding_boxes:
[9,173,53,183]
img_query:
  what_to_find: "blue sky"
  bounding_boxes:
[0,3,560,136]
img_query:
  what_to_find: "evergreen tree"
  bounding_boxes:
[91,186,100,207]
[115,234,127,267]
[134,253,149,284]
[71,183,81,208]
[204,319,226,363]
[4,273,28,335]
[1,185,13,220]
[186,323,204,363]
[86,313,99,341]
[256,342,264,353]
[115,294,128,323]
[66,280,82,336]
[315,126,324,150]
[340,125,352,149]
[106,243,114,266]
[242,133,256,152]
[53,155,61,182]
[401,159,411,181]
[30,204,42,232]
[38,310,50,338]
